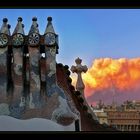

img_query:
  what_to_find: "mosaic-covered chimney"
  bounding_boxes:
[0,18,10,101]
[0,17,79,125]
[28,17,41,108]
[44,17,65,98]
[12,17,25,110]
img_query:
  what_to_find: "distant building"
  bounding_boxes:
[92,109,108,125]
[107,111,140,131]
[91,100,140,131]
[123,100,140,111]
[104,100,140,131]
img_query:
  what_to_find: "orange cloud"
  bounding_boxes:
[71,57,140,99]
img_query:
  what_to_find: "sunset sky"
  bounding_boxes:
[1,9,140,105]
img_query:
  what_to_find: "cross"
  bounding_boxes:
[71,58,98,120]
[71,57,88,95]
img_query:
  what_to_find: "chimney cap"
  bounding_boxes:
[47,17,52,22]
[3,18,8,23]
[32,17,37,21]
[18,17,22,22]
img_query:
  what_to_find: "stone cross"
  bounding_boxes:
[71,57,88,95]
[71,58,97,120]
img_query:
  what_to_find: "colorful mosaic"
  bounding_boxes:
[0,17,79,125]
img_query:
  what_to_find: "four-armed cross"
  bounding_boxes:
[71,57,88,95]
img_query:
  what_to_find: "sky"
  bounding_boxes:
[1,9,140,67]
[1,9,140,105]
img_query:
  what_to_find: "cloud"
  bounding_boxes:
[71,57,140,105]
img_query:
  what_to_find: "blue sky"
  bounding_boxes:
[1,9,140,67]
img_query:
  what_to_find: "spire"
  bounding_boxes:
[28,17,39,34]
[44,17,55,34]
[0,18,9,35]
[12,17,25,35]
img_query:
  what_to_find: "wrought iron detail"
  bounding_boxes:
[45,33,55,46]
[28,33,39,46]
[12,33,24,46]
[0,34,8,47]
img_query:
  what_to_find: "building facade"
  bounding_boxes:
[92,109,108,125]
[107,111,140,131]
